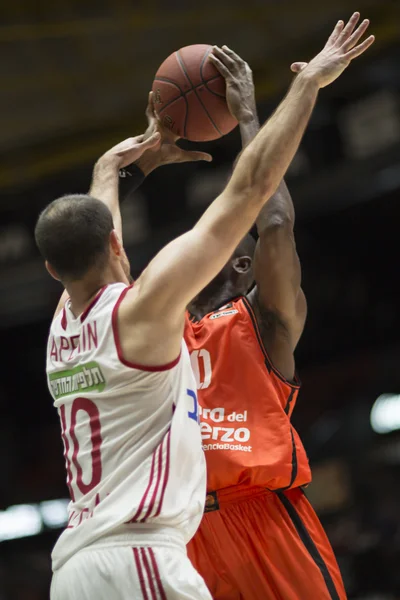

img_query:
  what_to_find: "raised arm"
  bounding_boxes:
[247,180,305,381]
[210,46,306,379]
[118,13,374,367]
[89,132,161,243]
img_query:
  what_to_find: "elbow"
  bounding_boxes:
[263,211,294,230]
[257,211,294,241]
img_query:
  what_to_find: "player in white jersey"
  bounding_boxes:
[34,31,374,599]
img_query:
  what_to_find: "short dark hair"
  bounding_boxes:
[35,194,114,281]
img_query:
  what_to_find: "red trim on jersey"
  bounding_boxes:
[149,548,168,600]
[59,405,75,502]
[80,285,108,323]
[140,548,158,600]
[111,285,181,371]
[153,431,171,518]
[61,307,67,330]
[133,548,150,600]
[128,448,157,523]
[140,439,164,522]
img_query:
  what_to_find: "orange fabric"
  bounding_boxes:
[187,486,347,600]
[184,297,311,491]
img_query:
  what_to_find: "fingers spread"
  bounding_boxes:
[211,45,235,70]
[335,12,361,46]
[345,34,375,60]
[342,18,370,51]
[209,52,231,78]
[221,45,244,65]
[326,20,344,47]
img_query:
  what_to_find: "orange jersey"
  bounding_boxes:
[184,296,311,492]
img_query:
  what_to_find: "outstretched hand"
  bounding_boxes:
[100,132,161,170]
[291,12,374,88]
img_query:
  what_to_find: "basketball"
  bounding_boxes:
[152,44,238,142]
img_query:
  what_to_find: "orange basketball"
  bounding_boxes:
[152,44,238,142]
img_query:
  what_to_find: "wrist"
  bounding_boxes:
[94,155,120,176]
[239,113,260,147]
[134,150,162,176]
[239,110,258,126]
[294,69,321,92]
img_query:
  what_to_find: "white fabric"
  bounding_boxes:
[50,542,212,599]
[46,283,206,573]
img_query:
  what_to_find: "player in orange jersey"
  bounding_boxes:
[119,14,373,599]
[184,17,374,600]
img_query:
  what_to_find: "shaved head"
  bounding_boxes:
[188,232,257,317]
[234,233,257,260]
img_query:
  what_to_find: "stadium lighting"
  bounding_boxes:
[0,499,68,542]
[0,504,42,541]
[370,394,400,434]
[40,499,69,529]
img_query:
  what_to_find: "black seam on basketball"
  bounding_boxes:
[199,46,212,82]
[176,50,222,136]
[154,74,221,96]
[154,76,185,94]
[204,84,226,99]
[200,50,226,99]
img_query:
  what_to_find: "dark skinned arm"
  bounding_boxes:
[248,182,307,382]
[211,46,305,382]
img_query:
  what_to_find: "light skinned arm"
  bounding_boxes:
[119,12,374,366]
[89,132,161,243]
[52,132,161,317]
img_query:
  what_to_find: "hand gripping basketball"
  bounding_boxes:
[142,92,212,165]
[291,12,375,88]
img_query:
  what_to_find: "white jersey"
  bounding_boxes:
[46,282,206,571]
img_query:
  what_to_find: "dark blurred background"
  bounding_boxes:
[1,1,400,598]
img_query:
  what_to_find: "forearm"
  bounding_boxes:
[230,73,318,206]
[90,158,122,239]
[239,108,295,233]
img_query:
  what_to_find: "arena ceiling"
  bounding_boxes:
[1,0,399,196]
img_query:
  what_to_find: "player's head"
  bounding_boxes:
[229,233,256,293]
[189,233,256,312]
[35,194,130,285]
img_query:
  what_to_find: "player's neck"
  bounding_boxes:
[66,266,128,318]
[188,281,239,321]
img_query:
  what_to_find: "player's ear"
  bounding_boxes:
[45,260,61,281]
[232,255,252,274]
[109,230,123,257]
